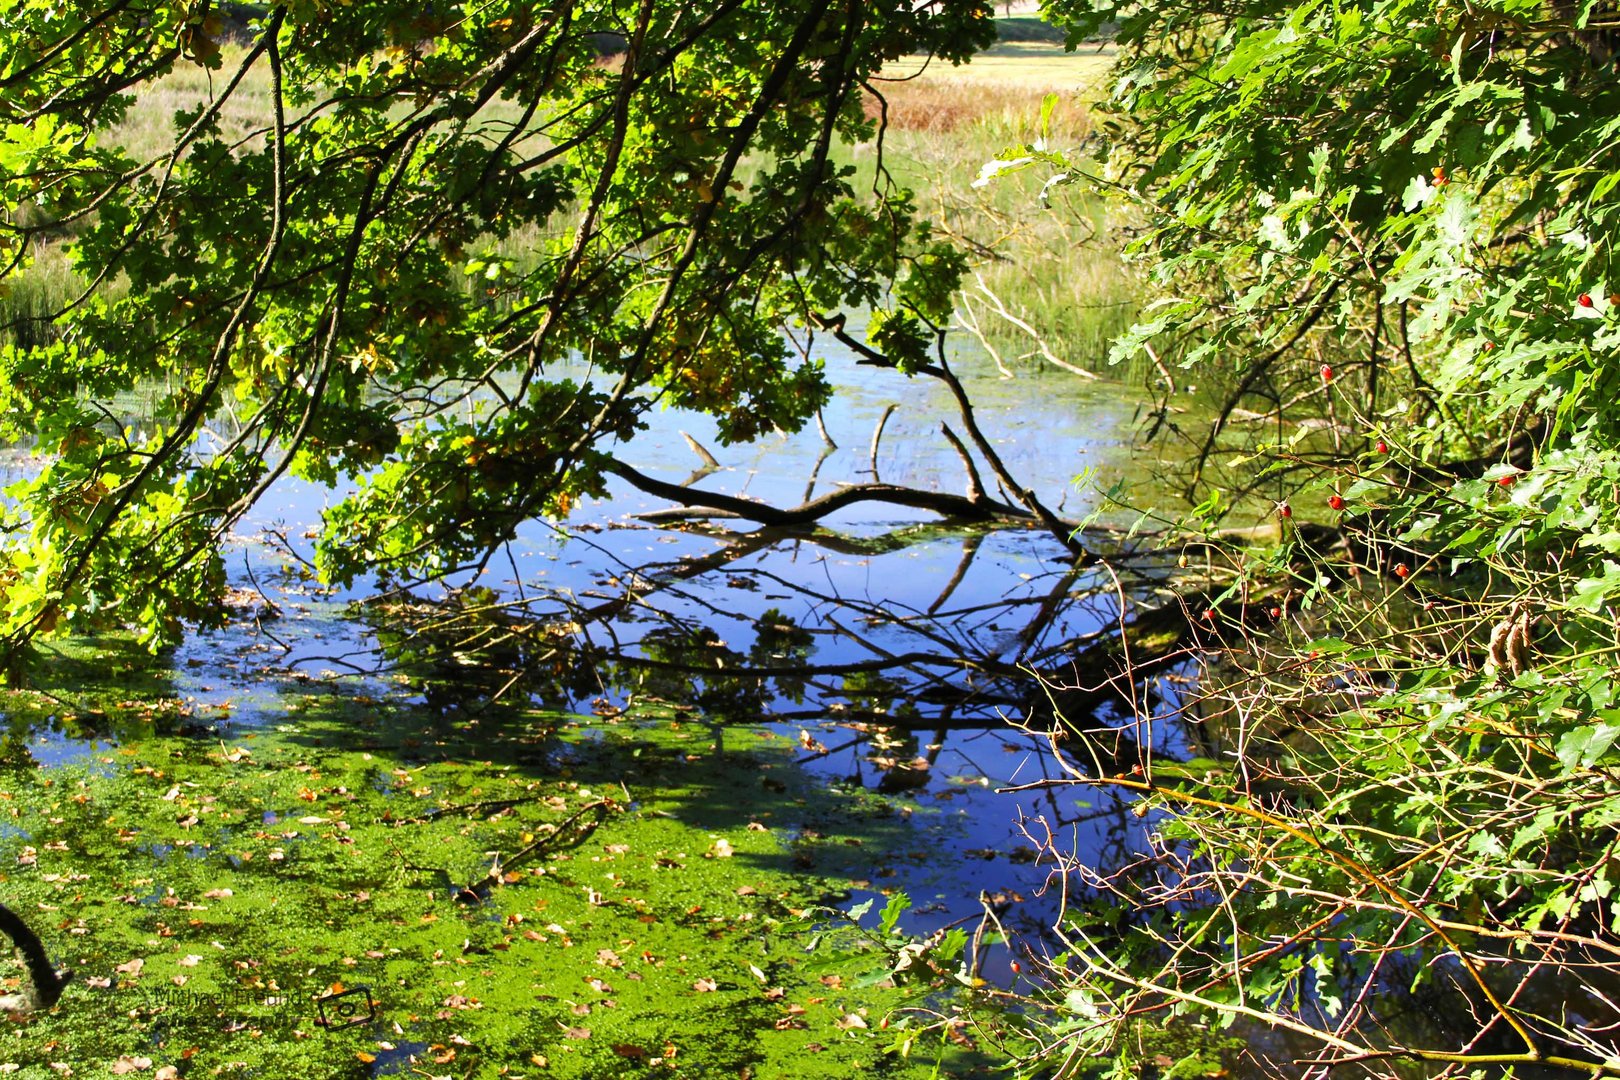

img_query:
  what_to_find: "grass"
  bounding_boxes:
[0,243,83,350]
[855,41,1140,380]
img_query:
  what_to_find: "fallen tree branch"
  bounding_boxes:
[457,798,617,903]
[868,402,897,477]
[939,423,988,505]
[969,272,1100,380]
[605,458,1029,525]
[805,313,1094,563]
[928,347,1093,563]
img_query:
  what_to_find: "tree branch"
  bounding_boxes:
[604,458,1031,527]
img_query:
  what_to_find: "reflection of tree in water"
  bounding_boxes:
[362,514,1234,798]
[632,607,816,722]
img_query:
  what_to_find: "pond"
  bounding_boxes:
[0,336,1209,1077]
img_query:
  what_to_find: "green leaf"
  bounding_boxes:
[1556,712,1620,772]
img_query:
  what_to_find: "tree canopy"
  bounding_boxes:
[972,0,1620,1069]
[0,0,995,659]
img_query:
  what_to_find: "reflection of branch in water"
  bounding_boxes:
[359,519,1215,773]
[928,532,983,615]
[343,391,1219,764]
[1014,565,1087,663]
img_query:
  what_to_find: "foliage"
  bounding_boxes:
[0,0,996,657]
[966,0,1620,1072]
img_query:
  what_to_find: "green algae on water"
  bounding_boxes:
[1,665,1001,1078]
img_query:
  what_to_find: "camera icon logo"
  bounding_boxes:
[315,985,376,1030]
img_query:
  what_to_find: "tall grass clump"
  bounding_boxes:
[0,244,83,350]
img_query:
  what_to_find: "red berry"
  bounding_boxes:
[1201,609,1215,621]
[1010,961,1021,973]
[1394,563,1410,579]
[1328,494,1345,511]
[1376,440,1389,454]
[1498,473,1516,488]
[1320,364,1334,383]
[1483,341,1494,351]
[1579,293,1595,307]
[1278,502,1292,518]
[1269,606,1282,618]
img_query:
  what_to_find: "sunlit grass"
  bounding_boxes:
[855,42,1139,379]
